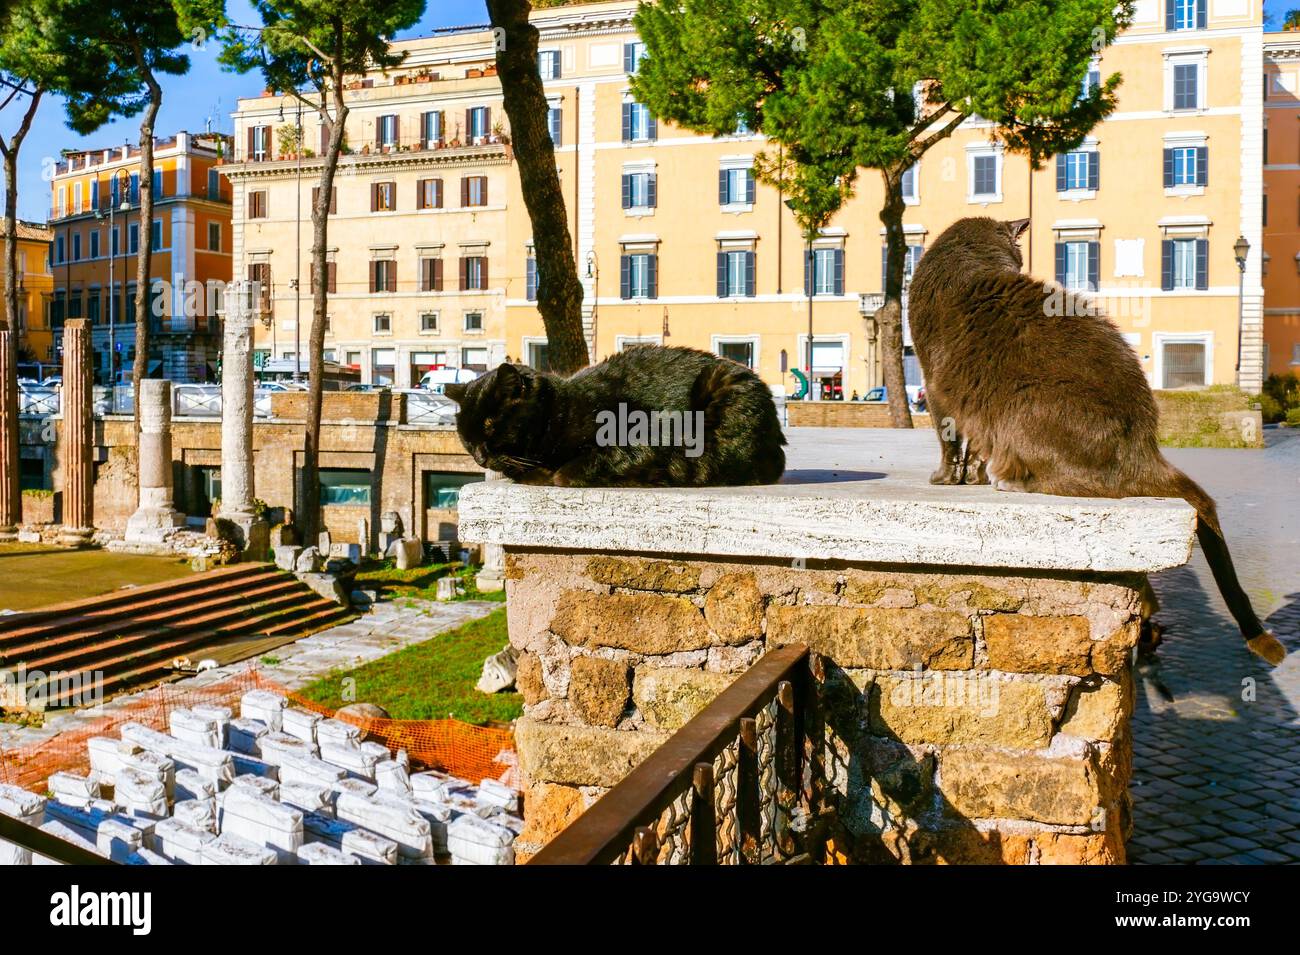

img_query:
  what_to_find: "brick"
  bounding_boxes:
[768,605,973,670]
[632,667,733,730]
[516,653,547,707]
[550,591,710,654]
[1059,677,1129,742]
[983,614,1094,675]
[569,656,630,727]
[871,674,1054,748]
[515,719,668,788]
[585,556,700,593]
[938,749,1106,827]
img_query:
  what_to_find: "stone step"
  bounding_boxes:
[0,564,280,639]
[0,577,304,663]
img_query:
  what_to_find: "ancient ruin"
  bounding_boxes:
[218,282,268,559]
[0,321,19,542]
[124,379,185,547]
[58,319,94,547]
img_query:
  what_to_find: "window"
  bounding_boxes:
[882,245,925,285]
[900,165,918,202]
[548,106,563,147]
[419,256,443,292]
[374,313,392,334]
[807,248,845,296]
[719,167,755,207]
[1081,66,1102,99]
[422,110,443,148]
[1056,150,1099,192]
[87,293,101,325]
[151,219,163,252]
[1167,0,1205,32]
[128,223,139,255]
[55,235,65,264]
[424,471,480,509]
[310,261,337,294]
[526,341,550,371]
[716,250,755,297]
[74,182,82,212]
[1160,339,1207,389]
[718,341,755,369]
[248,190,268,219]
[464,311,484,332]
[526,256,538,301]
[460,256,488,291]
[376,114,398,150]
[152,169,163,198]
[321,469,371,505]
[1054,240,1099,291]
[467,106,491,142]
[311,185,337,214]
[624,41,646,74]
[207,221,221,252]
[1161,237,1207,291]
[462,176,488,207]
[371,348,396,386]
[620,252,658,299]
[89,230,100,259]
[208,168,221,200]
[462,346,489,369]
[420,312,439,333]
[72,233,82,262]
[622,170,656,210]
[129,174,139,204]
[249,125,272,161]
[1172,62,1200,110]
[1163,145,1207,187]
[971,154,999,198]
[538,50,561,80]
[111,228,119,257]
[622,101,656,142]
[371,259,397,293]
[371,181,396,212]
[417,178,443,210]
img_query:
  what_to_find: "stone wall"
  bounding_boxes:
[1153,388,1264,448]
[506,551,1146,865]
[788,402,933,429]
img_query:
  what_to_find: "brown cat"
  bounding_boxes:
[908,216,1284,665]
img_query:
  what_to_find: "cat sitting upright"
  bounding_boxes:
[445,345,785,487]
[908,216,1285,665]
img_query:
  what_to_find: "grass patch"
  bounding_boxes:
[296,607,520,725]
[354,558,506,604]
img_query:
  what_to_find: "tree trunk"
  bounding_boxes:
[300,51,349,544]
[486,0,588,374]
[0,87,42,532]
[132,63,162,450]
[878,170,914,429]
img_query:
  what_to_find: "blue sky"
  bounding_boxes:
[1,0,490,221]
[4,0,1298,220]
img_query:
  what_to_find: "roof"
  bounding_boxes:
[0,221,52,243]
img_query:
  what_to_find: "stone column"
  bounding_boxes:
[59,320,95,546]
[124,378,184,544]
[0,322,19,541]
[218,282,268,559]
[474,469,505,593]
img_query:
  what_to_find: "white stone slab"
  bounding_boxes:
[279,782,333,816]
[374,760,411,794]
[297,841,362,865]
[321,741,382,778]
[410,772,450,803]
[334,791,433,862]
[174,769,216,805]
[114,767,168,819]
[34,821,101,864]
[151,816,217,865]
[173,799,217,833]
[217,785,303,864]
[48,771,99,808]
[316,718,363,748]
[170,708,223,749]
[457,429,1197,573]
[279,755,347,789]
[191,705,233,748]
[0,784,46,865]
[232,753,279,780]
[228,717,269,755]
[447,812,514,849]
[476,779,519,812]
[199,831,278,865]
[258,731,318,767]
[44,802,142,862]
[450,840,515,866]
[230,774,280,800]
[281,707,320,745]
[119,722,235,786]
[303,811,398,865]
[240,689,287,731]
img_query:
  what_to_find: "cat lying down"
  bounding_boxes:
[445,345,786,488]
[908,215,1286,666]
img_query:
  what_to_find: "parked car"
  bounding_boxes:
[420,367,480,394]
[863,384,925,411]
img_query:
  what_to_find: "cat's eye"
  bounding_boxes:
[482,417,495,432]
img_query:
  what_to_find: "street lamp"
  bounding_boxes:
[585,249,599,363]
[1233,234,1249,377]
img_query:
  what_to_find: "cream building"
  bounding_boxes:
[228,0,1267,397]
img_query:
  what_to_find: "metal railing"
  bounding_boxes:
[0,811,117,865]
[529,644,831,865]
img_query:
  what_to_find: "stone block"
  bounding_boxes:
[569,656,630,727]
[299,572,349,606]
[114,767,168,819]
[477,645,518,693]
[150,816,216,865]
[937,749,1104,827]
[34,821,102,864]
[435,575,464,600]
[173,769,215,805]
[280,781,334,816]
[703,573,764,642]
[240,690,287,731]
[281,707,320,745]
[551,591,710,654]
[768,605,973,670]
[173,799,217,833]
[191,705,232,748]
[303,811,398,864]
[632,667,733,730]
[199,831,278,865]
[315,718,363,748]
[228,717,269,754]
[321,740,383,778]
[295,545,323,574]
[334,791,433,862]
[871,674,1054,748]
[1059,677,1129,742]
[257,731,317,767]
[169,707,222,749]
[516,653,547,706]
[298,842,362,865]
[585,556,700,592]
[274,545,303,572]
[515,718,668,788]
[217,784,304,864]
[47,771,99,809]
[447,814,515,866]
[983,614,1094,675]
[0,783,46,865]
[395,537,423,570]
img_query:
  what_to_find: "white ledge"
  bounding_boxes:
[458,429,1196,574]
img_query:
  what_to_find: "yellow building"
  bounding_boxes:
[1263,30,1300,379]
[229,0,1267,397]
[1,220,53,366]
[48,132,233,383]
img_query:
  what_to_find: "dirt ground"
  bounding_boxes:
[0,543,193,612]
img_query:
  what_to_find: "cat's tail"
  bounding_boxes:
[689,361,786,484]
[1154,463,1285,666]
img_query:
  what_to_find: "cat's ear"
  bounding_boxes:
[444,382,468,404]
[492,363,528,399]
[1005,218,1031,241]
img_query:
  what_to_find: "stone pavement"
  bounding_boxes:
[0,597,501,752]
[1129,427,1300,864]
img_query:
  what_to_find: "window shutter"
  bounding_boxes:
[1163,149,1174,188]
[620,254,631,299]
[480,178,488,205]
[1196,0,1207,29]
[459,257,468,291]
[370,183,378,212]
[623,43,634,73]
[647,173,657,208]
[481,258,489,289]
[370,260,378,293]
[375,118,383,149]
[719,169,729,205]
[745,250,755,296]
[417,180,425,208]
[461,177,469,206]
[1196,146,1208,186]
[1160,240,1174,291]
[716,251,727,297]
[621,174,631,209]
[1087,241,1100,292]
[1166,0,1175,31]
[465,109,473,140]
[246,126,255,161]
[647,254,657,298]
[804,250,812,294]
[526,258,537,300]
[1194,238,1208,290]
[621,103,631,142]
[484,107,491,135]
[327,262,336,294]
[647,113,657,141]
[1087,152,1099,191]
[1055,243,1067,286]
[745,171,755,204]
[1055,155,1068,191]
[881,245,889,288]
[833,249,844,295]
[434,180,442,208]
[433,258,443,291]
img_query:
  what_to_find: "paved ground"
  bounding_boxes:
[0,596,500,751]
[1129,426,1300,864]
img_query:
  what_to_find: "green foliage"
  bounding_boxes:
[355,558,507,604]
[1258,392,1284,424]
[1288,407,1300,427]
[296,608,520,724]
[1262,372,1300,421]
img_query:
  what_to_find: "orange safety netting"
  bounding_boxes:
[0,665,517,794]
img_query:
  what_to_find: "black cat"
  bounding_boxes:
[445,345,786,487]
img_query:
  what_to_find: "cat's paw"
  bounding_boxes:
[1246,631,1286,666]
[993,477,1028,492]
[929,466,964,485]
[961,461,989,485]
